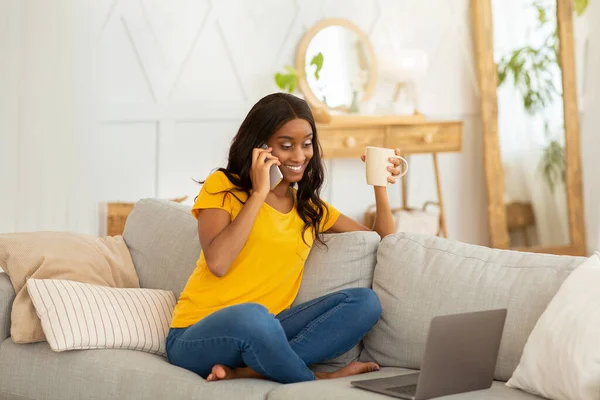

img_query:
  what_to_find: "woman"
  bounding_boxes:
[166,93,403,384]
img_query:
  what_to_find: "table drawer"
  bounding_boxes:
[385,122,462,154]
[319,128,384,158]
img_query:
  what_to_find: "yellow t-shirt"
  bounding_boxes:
[170,171,341,328]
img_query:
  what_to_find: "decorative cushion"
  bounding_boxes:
[0,232,139,343]
[506,253,600,399]
[361,233,585,381]
[27,279,176,356]
[293,231,380,371]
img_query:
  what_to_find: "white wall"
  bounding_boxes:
[0,0,19,233]
[0,0,597,251]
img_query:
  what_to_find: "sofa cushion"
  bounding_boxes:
[27,279,177,356]
[360,233,585,382]
[123,199,200,297]
[0,339,280,400]
[506,253,600,399]
[292,231,380,371]
[0,232,139,343]
[266,367,544,400]
[0,273,14,343]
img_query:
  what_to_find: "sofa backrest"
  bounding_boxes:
[122,197,381,303]
[123,199,200,297]
[360,233,586,381]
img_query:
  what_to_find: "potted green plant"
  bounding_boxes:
[274,52,324,93]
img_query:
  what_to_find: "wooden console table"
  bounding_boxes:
[316,115,463,237]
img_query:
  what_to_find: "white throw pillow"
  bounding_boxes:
[506,253,600,400]
[27,279,176,356]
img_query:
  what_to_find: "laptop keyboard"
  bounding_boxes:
[387,384,418,395]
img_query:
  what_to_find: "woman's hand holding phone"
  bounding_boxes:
[251,146,280,198]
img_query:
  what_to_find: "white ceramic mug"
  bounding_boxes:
[365,146,408,186]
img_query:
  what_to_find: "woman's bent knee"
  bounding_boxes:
[222,303,281,338]
[349,288,382,323]
[225,302,270,317]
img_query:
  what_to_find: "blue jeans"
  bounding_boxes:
[166,287,382,384]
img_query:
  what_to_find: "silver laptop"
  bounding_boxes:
[351,309,507,400]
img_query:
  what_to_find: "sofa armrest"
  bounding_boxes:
[0,273,15,342]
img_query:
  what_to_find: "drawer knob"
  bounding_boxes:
[344,136,357,148]
[423,133,434,143]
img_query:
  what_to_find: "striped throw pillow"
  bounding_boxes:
[27,279,176,356]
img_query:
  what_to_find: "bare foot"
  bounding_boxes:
[206,365,265,382]
[315,361,380,380]
[206,361,379,382]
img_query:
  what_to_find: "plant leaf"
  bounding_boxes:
[274,65,298,93]
[274,72,297,93]
[538,139,566,193]
[497,68,507,86]
[284,65,297,75]
[310,52,324,80]
[535,4,547,24]
[574,0,588,16]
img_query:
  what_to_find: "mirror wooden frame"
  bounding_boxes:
[295,18,378,112]
[471,0,586,255]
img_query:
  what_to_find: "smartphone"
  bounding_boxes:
[260,144,284,189]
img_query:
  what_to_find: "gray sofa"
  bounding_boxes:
[0,198,586,399]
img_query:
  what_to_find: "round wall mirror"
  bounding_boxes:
[296,19,377,112]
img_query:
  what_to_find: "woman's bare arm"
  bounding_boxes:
[196,192,266,277]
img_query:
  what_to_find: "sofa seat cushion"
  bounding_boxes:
[266,367,544,399]
[361,233,585,382]
[0,339,279,400]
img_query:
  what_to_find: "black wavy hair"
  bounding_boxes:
[204,92,329,245]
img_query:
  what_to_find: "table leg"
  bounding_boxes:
[432,153,448,238]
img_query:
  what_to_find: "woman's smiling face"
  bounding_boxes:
[267,118,314,184]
